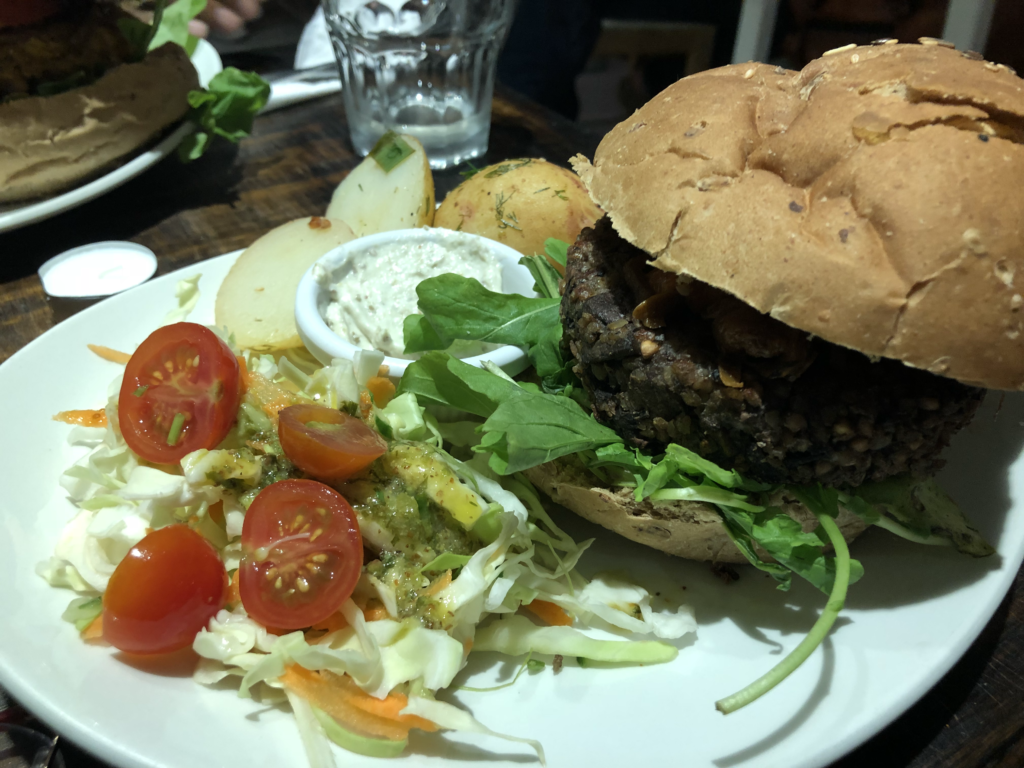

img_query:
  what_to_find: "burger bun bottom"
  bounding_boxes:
[524,457,868,564]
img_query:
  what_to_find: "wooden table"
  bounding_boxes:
[0,87,1021,768]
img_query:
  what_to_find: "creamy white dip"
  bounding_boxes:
[314,229,503,359]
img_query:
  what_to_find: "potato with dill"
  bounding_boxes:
[434,158,602,257]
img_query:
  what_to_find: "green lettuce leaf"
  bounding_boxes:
[118,0,203,59]
[149,0,205,55]
[179,68,271,161]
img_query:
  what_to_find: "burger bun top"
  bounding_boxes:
[572,42,1024,391]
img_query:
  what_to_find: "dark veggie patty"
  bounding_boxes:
[561,218,984,488]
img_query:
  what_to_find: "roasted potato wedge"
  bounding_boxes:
[433,158,602,256]
[215,216,356,351]
[325,132,435,236]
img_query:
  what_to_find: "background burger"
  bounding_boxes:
[1,0,198,203]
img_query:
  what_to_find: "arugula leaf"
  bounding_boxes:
[117,0,167,59]
[650,484,766,512]
[719,504,864,594]
[716,511,854,714]
[588,443,655,473]
[527,333,572,382]
[398,352,516,418]
[179,68,270,161]
[520,253,562,299]
[850,477,994,556]
[718,515,794,586]
[399,352,620,474]
[403,274,560,354]
[478,389,622,474]
[640,444,770,496]
[544,238,569,267]
[789,484,841,519]
[403,314,451,354]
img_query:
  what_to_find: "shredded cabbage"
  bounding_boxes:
[43,339,697,768]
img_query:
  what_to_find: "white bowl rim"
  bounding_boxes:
[295,227,536,377]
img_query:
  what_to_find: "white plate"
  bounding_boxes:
[1,251,1022,768]
[0,41,223,234]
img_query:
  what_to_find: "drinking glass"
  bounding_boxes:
[321,0,517,169]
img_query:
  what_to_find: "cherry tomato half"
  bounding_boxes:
[239,479,362,630]
[278,404,387,481]
[103,525,227,655]
[118,323,240,464]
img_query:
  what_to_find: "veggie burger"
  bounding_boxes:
[528,41,1024,561]
[0,0,199,203]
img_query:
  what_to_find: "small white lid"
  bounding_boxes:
[38,241,158,299]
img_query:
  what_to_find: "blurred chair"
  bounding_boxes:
[592,19,715,78]
[575,19,716,135]
[733,0,997,66]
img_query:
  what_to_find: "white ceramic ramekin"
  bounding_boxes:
[294,227,538,377]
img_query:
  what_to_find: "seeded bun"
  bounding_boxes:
[524,459,868,564]
[0,43,198,204]
[572,42,1024,391]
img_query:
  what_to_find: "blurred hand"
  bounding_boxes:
[188,0,265,37]
[125,0,266,39]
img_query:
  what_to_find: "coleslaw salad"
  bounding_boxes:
[38,279,696,767]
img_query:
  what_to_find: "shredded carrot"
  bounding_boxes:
[244,371,299,422]
[360,597,388,622]
[523,599,573,627]
[88,344,132,364]
[52,409,107,428]
[376,364,390,378]
[82,614,104,641]
[308,612,349,634]
[366,376,396,408]
[280,665,437,739]
[363,605,389,622]
[421,569,452,597]
[225,570,241,608]
[358,390,373,420]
